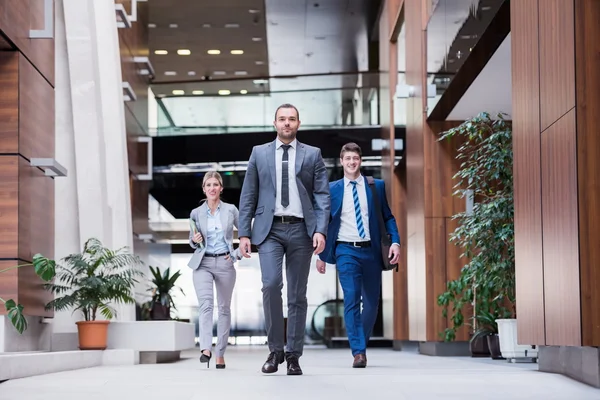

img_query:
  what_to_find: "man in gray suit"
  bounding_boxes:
[238,103,330,375]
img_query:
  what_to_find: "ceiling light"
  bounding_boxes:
[255,61,264,65]
[240,90,248,94]
[148,23,156,28]
[252,37,262,42]
[225,24,240,28]
[202,24,211,28]
[172,90,185,95]
[177,49,191,55]
[213,71,226,75]
[169,23,178,28]
[234,71,248,76]
[218,90,231,96]
[249,9,260,13]
[253,79,268,84]
[207,49,221,55]
[192,90,204,95]
[188,71,196,76]
[230,50,244,55]
[164,71,177,76]
[154,50,168,55]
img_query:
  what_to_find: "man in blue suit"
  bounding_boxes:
[316,142,400,368]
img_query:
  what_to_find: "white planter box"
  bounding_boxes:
[496,318,538,361]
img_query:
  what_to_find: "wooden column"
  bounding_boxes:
[512,0,600,347]
[0,2,56,318]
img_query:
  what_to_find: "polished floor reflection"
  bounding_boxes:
[1,346,598,399]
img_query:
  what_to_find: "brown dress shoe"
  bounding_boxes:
[353,354,367,368]
[261,351,284,373]
[286,353,303,375]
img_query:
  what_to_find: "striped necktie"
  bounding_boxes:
[350,181,366,239]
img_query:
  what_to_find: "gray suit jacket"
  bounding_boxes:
[187,201,242,270]
[238,139,330,245]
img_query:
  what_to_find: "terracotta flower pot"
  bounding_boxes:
[76,320,110,350]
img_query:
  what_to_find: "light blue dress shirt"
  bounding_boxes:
[206,204,230,255]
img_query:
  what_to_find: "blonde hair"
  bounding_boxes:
[202,171,223,188]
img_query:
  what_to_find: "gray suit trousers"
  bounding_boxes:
[193,255,236,357]
[258,221,313,357]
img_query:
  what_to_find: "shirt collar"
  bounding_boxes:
[276,138,297,150]
[206,202,221,215]
[344,175,364,187]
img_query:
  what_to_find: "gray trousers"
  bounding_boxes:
[192,255,236,357]
[258,221,313,357]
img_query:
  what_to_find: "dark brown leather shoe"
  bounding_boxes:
[261,351,284,373]
[286,353,303,375]
[353,354,367,368]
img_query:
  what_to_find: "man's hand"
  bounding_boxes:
[239,237,252,258]
[388,243,401,265]
[316,259,326,274]
[312,233,326,255]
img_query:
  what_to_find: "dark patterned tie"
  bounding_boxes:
[281,145,291,208]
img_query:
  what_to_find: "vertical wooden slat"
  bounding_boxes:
[0,52,19,154]
[511,0,546,345]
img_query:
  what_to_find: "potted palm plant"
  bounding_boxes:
[437,112,517,357]
[142,266,184,320]
[0,254,55,333]
[45,238,143,350]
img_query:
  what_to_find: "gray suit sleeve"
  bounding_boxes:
[312,148,331,236]
[238,147,259,238]
[231,205,242,260]
[189,210,199,249]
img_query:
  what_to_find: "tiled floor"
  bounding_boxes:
[1,346,599,400]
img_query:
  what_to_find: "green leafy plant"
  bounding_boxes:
[0,255,55,333]
[45,238,143,321]
[141,266,184,320]
[437,112,515,342]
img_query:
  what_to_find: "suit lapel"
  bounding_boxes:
[219,202,229,232]
[267,141,277,191]
[365,177,377,238]
[198,203,208,239]
[295,141,305,176]
[331,180,343,217]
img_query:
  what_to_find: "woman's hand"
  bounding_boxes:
[192,232,203,244]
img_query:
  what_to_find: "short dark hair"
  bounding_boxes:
[274,103,300,120]
[340,142,362,158]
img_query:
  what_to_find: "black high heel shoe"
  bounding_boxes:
[199,351,212,368]
[215,363,226,369]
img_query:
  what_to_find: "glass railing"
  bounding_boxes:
[150,72,382,136]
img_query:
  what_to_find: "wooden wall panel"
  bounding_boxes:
[575,0,600,347]
[18,157,54,262]
[538,0,575,132]
[445,217,470,341]
[0,261,18,316]
[0,52,18,153]
[393,166,409,340]
[511,0,546,345]
[0,156,18,258]
[19,54,54,160]
[541,108,581,346]
[18,255,53,317]
[425,217,447,341]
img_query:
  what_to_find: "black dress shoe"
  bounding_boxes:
[261,351,284,373]
[285,353,303,375]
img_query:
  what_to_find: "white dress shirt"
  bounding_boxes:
[337,175,371,242]
[274,138,303,218]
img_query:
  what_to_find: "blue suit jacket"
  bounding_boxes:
[319,177,400,265]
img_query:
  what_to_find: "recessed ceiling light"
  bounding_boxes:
[218,90,231,96]
[249,9,260,13]
[164,71,177,76]
[240,90,248,94]
[172,90,185,95]
[213,71,226,75]
[154,50,168,55]
[207,49,221,55]
[225,24,240,28]
[177,49,191,55]
[192,90,204,95]
[202,24,211,28]
[148,23,156,28]
[234,71,248,76]
[188,71,196,76]
[169,23,178,28]
[252,37,263,42]
[253,79,268,84]
[230,50,244,55]
[255,61,264,65]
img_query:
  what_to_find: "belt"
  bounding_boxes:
[336,240,371,248]
[273,216,304,224]
[204,252,230,257]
